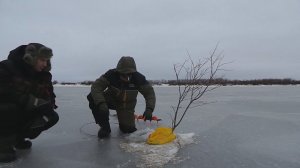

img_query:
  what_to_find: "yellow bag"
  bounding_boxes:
[147,127,176,145]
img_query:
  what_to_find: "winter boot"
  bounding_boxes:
[0,135,17,163]
[119,125,137,133]
[0,146,16,163]
[98,120,111,139]
[15,138,32,150]
[98,127,111,139]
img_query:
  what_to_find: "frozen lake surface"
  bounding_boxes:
[1,85,300,168]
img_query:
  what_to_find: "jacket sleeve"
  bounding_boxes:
[49,84,57,109]
[0,61,27,105]
[44,72,57,109]
[138,83,156,112]
[91,75,110,106]
[0,63,10,99]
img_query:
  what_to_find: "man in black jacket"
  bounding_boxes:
[87,56,156,138]
[0,43,59,162]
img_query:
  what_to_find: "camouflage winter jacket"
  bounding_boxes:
[91,69,156,112]
[0,44,56,109]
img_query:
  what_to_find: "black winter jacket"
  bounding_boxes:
[0,45,56,109]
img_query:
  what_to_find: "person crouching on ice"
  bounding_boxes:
[87,56,156,138]
[0,43,59,162]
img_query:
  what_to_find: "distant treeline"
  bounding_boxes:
[53,78,300,86]
[165,78,300,86]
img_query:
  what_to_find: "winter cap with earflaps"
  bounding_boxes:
[23,43,53,66]
[116,56,137,74]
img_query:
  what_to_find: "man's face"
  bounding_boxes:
[34,57,48,72]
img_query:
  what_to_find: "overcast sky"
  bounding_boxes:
[0,0,299,82]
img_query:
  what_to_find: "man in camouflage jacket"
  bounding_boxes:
[0,43,59,162]
[87,56,156,138]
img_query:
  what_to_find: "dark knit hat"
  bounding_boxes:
[23,43,53,66]
[116,56,137,74]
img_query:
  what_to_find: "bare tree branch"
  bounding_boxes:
[171,44,225,132]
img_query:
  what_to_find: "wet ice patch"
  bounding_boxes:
[120,128,195,168]
[125,127,153,143]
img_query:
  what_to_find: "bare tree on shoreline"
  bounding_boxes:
[171,45,225,132]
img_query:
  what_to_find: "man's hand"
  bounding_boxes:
[143,109,153,121]
[26,95,52,112]
[35,101,53,113]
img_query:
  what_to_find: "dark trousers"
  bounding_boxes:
[87,93,112,129]
[87,93,136,132]
[0,103,59,139]
[20,110,59,139]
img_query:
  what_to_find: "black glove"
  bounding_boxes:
[26,95,52,112]
[35,101,53,114]
[143,109,153,121]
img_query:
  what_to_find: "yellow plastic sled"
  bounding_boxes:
[147,127,176,145]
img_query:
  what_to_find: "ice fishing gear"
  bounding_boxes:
[134,114,162,124]
[147,127,176,145]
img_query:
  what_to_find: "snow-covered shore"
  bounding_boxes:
[54,84,300,88]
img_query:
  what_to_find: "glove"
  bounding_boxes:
[26,95,52,112]
[35,101,53,114]
[143,109,153,121]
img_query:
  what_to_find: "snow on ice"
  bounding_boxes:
[120,128,195,168]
